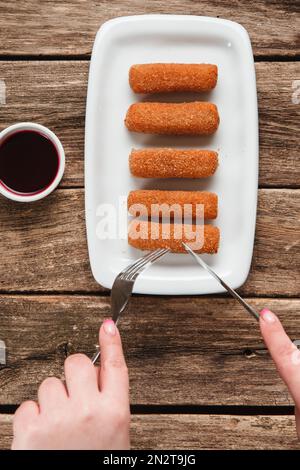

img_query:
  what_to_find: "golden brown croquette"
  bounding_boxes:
[129,63,218,94]
[129,148,218,178]
[128,220,220,254]
[128,190,218,220]
[125,101,219,135]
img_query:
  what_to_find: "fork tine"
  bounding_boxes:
[91,248,169,365]
[129,248,170,280]
[124,248,169,281]
[120,248,166,279]
[120,249,158,275]
[122,248,167,280]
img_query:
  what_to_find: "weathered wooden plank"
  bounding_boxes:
[244,189,299,296]
[0,1,298,57]
[0,413,299,450]
[0,62,87,187]
[256,63,300,187]
[131,414,300,450]
[0,61,299,187]
[0,189,98,292]
[0,189,298,295]
[0,296,299,406]
[0,415,12,450]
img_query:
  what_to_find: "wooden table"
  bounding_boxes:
[0,1,299,450]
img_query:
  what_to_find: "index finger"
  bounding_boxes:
[259,308,300,405]
[99,320,129,405]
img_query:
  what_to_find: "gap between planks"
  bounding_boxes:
[0,292,299,299]
[0,404,295,416]
[0,55,299,62]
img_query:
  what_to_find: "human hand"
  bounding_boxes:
[260,309,300,438]
[12,319,130,450]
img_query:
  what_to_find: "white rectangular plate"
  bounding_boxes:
[85,15,258,295]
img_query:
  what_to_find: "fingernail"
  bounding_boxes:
[260,308,276,324]
[103,319,116,336]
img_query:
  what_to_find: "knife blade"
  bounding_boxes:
[182,242,260,321]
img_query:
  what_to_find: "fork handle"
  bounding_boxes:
[91,349,100,364]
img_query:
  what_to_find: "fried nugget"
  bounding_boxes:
[128,190,218,220]
[129,63,218,94]
[125,101,219,135]
[128,220,220,254]
[129,148,218,178]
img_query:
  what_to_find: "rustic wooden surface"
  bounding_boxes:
[1,413,300,450]
[0,1,299,57]
[0,296,299,406]
[0,0,299,450]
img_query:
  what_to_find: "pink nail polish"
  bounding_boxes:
[260,308,276,324]
[103,319,116,336]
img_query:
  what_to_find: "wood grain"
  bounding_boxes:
[256,62,300,187]
[131,414,300,450]
[0,61,299,187]
[0,1,299,57]
[0,415,12,450]
[0,189,298,295]
[0,296,299,406]
[0,0,299,453]
[0,189,97,292]
[1,413,299,450]
[0,61,87,187]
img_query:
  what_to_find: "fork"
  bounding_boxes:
[91,247,170,364]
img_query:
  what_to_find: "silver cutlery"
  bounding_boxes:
[182,242,259,321]
[91,248,170,364]
[183,242,300,349]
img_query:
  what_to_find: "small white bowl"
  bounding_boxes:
[0,122,65,202]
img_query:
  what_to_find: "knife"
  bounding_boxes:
[182,242,260,321]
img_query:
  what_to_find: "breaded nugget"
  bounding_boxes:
[129,63,218,94]
[128,190,218,220]
[128,220,220,254]
[125,102,219,135]
[129,148,218,178]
